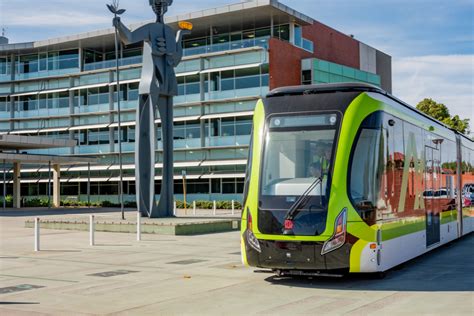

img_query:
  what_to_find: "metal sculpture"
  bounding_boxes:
[110,0,190,218]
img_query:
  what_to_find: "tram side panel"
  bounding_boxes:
[348,92,467,273]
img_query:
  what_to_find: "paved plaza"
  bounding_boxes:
[0,209,473,315]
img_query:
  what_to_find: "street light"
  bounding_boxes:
[182,170,187,215]
[107,0,126,220]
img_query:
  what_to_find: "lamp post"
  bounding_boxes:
[182,170,187,215]
[107,0,126,220]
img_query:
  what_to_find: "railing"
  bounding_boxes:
[183,36,270,57]
[206,135,250,147]
[15,68,80,81]
[83,56,143,72]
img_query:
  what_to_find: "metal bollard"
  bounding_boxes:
[173,201,177,216]
[193,201,196,216]
[213,200,217,216]
[34,217,40,252]
[90,215,95,246]
[136,212,141,241]
[231,200,235,215]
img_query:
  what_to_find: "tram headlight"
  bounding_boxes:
[246,208,261,253]
[321,208,347,255]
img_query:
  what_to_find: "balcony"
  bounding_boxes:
[183,36,270,57]
[206,135,250,147]
[83,56,143,72]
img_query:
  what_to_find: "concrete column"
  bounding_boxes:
[52,164,61,208]
[9,54,15,131]
[69,77,75,155]
[199,58,206,148]
[109,71,115,153]
[13,162,21,209]
[270,15,274,37]
[289,23,295,45]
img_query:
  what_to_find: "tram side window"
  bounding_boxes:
[385,115,404,216]
[401,122,424,216]
[349,111,387,225]
[461,146,474,212]
[439,140,457,212]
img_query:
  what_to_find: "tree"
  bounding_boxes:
[416,98,470,135]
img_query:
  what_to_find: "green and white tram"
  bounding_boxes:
[241,83,473,276]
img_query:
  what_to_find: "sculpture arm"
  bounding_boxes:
[173,29,191,67]
[114,18,149,45]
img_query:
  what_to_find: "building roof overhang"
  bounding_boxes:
[0,134,76,151]
[0,152,95,165]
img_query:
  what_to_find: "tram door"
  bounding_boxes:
[424,146,441,247]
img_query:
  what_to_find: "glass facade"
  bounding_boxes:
[305,58,381,87]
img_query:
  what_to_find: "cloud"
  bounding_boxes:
[393,54,474,134]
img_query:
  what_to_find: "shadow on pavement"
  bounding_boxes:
[0,302,40,305]
[265,233,474,292]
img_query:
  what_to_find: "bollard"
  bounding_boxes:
[34,218,40,252]
[193,201,196,216]
[136,212,141,241]
[90,215,95,246]
[213,200,217,216]
[173,201,177,216]
[231,200,235,215]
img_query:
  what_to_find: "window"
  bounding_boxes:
[18,54,38,74]
[39,53,48,72]
[221,70,234,91]
[58,91,69,108]
[48,52,59,70]
[185,74,200,95]
[349,112,386,224]
[302,70,312,85]
[129,83,139,100]
[222,179,236,194]
[274,24,290,41]
[0,57,8,75]
[294,25,303,47]
[235,67,260,90]
[235,117,252,136]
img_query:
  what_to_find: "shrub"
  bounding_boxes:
[195,200,213,209]
[124,201,137,208]
[101,200,117,207]
[175,200,191,209]
[24,198,50,207]
[0,195,13,207]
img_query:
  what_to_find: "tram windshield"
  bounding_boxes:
[258,113,340,236]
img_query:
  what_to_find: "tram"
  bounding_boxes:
[241,83,473,276]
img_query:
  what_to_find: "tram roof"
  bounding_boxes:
[266,83,473,142]
[266,83,384,98]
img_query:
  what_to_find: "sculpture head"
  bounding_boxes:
[149,0,173,18]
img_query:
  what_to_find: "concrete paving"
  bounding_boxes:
[0,209,473,315]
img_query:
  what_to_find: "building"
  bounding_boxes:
[0,0,391,204]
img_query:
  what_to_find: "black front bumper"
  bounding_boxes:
[244,233,351,271]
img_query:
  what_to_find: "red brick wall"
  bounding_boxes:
[268,21,361,90]
[303,21,360,69]
[268,38,312,89]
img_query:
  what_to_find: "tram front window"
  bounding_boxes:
[258,113,339,236]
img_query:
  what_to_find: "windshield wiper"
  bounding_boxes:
[282,177,322,235]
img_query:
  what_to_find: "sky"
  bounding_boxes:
[0,0,473,133]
